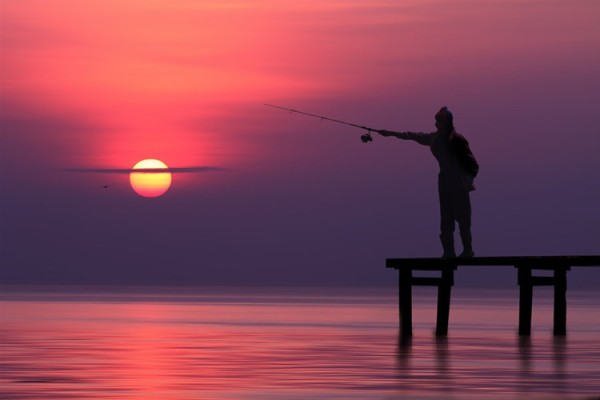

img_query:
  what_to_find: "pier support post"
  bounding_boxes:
[436,268,453,336]
[399,267,413,336]
[553,267,568,336]
[518,266,533,336]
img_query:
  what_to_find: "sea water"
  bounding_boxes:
[1,285,598,399]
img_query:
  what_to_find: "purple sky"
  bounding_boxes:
[1,1,599,287]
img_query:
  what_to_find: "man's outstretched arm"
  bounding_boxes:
[376,130,434,145]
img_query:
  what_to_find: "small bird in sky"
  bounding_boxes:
[101,185,111,189]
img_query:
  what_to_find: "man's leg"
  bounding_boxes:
[456,191,473,258]
[439,187,456,258]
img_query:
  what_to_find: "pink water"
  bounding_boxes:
[1,286,598,399]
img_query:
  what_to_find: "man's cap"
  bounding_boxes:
[435,106,453,125]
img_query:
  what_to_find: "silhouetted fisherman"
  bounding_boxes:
[377,107,479,258]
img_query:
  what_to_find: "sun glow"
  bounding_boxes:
[130,159,172,198]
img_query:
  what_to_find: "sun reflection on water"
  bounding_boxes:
[1,288,598,399]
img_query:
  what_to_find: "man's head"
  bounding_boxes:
[435,106,454,133]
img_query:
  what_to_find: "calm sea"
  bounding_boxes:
[1,285,598,400]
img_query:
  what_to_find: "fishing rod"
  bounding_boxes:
[264,103,377,143]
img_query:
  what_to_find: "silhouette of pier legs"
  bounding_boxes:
[398,264,456,337]
[518,267,533,336]
[517,264,570,336]
[436,268,454,336]
[553,267,568,336]
[398,268,413,336]
[387,256,599,337]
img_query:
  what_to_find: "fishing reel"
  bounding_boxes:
[361,132,373,143]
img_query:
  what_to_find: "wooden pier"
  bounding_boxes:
[386,256,600,336]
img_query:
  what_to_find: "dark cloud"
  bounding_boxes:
[65,166,227,174]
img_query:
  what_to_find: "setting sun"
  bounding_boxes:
[129,159,172,198]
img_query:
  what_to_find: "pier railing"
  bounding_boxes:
[385,256,600,336]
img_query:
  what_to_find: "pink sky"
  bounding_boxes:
[1,0,599,285]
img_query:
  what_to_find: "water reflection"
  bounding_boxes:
[434,336,450,380]
[394,330,595,399]
[517,335,573,396]
[1,287,598,399]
